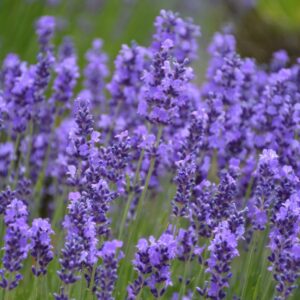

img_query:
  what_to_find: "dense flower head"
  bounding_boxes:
[268,194,300,299]
[30,218,54,276]
[0,186,15,214]
[84,39,109,108]
[270,50,289,72]
[198,221,240,300]
[35,16,56,51]
[0,199,30,290]
[53,56,79,104]
[128,232,177,298]
[189,180,217,238]
[172,158,196,217]
[138,39,194,125]
[0,142,14,177]
[58,37,76,61]
[58,193,98,284]
[33,50,55,104]
[4,198,28,225]
[248,149,279,230]
[105,42,149,135]
[176,227,203,262]
[152,9,200,63]
[93,240,123,300]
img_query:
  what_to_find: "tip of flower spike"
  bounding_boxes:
[162,39,174,51]
[259,149,278,164]
[68,192,81,201]
[99,240,123,257]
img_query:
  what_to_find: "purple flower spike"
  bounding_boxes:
[248,149,279,230]
[35,16,56,51]
[0,199,30,290]
[127,233,177,299]
[30,218,54,276]
[53,56,79,105]
[152,10,200,63]
[138,39,194,125]
[268,194,300,299]
[0,142,14,177]
[199,221,240,299]
[172,158,196,217]
[93,240,123,300]
[84,39,109,108]
[57,193,98,285]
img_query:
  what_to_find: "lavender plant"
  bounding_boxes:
[0,7,300,300]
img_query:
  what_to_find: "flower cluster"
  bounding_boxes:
[128,233,177,298]
[0,7,300,300]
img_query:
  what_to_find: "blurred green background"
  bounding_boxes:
[1,0,300,80]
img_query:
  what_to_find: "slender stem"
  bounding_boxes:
[51,187,68,229]
[118,149,145,239]
[79,275,86,300]
[241,231,258,299]
[134,125,163,222]
[7,134,21,187]
[192,244,209,297]
[179,256,192,299]
[25,119,34,178]
[261,273,273,300]
[33,114,57,217]
[43,275,49,299]
[88,265,96,300]
[33,274,39,300]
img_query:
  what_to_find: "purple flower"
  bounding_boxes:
[35,16,56,51]
[138,39,194,125]
[93,240,123,300]
[53,56,79,105]
[172,158,196,217]
[128,233,177,299]
[248,149,279,230]
[58,37,76,61]
[152,10,200,63]
[0,187,15,215]
[198,221,240,299]
[84,39,109,108]
[30,218,54,276]
[268,194,300,299]
[57,193,98,285]
[0,142,14,177]
[0,200,30,290]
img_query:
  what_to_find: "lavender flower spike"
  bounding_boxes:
[93,240,123,300]
[199,221,240,299]
[35,16,56,51]
[268,194,300,299]
[30,218,54,276]
[0,199,30,290]
[138,39,194,125]
[127,233,177,299]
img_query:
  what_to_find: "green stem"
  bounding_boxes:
[33,113,58,217]
[179,256,191,299]
[241,231,258,299]
[43,275,49,299]
[7,134,21,187]
[192,244,209,297]
[88,265,96,300]
[80,275,86,300]
[25,119,34,178]
[51,187,68,229]
[261,273,272,300]
[33,274,39,300]
[134,125,163,222]
[118,148,145,240]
